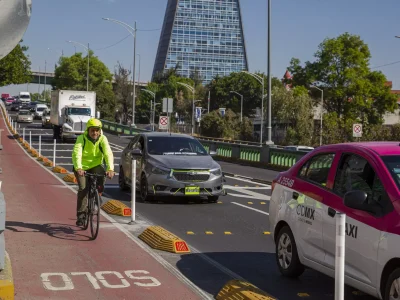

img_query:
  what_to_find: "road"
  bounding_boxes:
[6,108,376,300]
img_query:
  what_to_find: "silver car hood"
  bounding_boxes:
[148,154,219,170]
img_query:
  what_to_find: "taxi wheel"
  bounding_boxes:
[384,268,400,300]
[276,226,304,278]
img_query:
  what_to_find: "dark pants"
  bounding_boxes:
[73,165,105,218]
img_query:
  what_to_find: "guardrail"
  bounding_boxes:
[99,119,310,170]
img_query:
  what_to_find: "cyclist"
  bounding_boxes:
[72,118,115,226]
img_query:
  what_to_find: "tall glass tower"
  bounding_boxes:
[152,0,248,84]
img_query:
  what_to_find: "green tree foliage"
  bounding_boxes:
[272,86,314,145]
[207,72,282,118]
[53,51,114,120]
[113,62,132,125]
[286,32,397,142]
[0,42,32,87]
[200,109,254,141]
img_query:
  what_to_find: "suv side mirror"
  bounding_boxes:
[130,149,142,157]
[209,150,217,157]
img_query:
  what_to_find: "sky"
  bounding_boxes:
[2,0,400,95]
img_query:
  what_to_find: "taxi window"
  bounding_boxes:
[298,153,335,186]
[333,153,391,213]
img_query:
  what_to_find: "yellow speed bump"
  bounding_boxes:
[17,138,23,143]
[63,173,77,184]
[30,150,39,157]
[44,160,54,167]
[216,279,276,300]
[138,226,190,254]
[52,166,68,174]
[101,200,131,216]
[37,156,45,161]
[0,252,14,300]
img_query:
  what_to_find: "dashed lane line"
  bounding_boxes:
[231,202,270,216]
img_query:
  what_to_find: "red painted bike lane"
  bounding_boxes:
[0,120,201,299]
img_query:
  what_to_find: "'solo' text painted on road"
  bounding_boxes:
[40,270,161,291]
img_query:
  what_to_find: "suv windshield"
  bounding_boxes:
[147,136,208,156]
[20,95,30,99]
[37,107,46,112]
[382,156,400,189]
[67,107,91,116]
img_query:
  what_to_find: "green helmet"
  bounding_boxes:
[87,118,102,129]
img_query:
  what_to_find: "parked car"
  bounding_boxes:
[269,142,400,300]
[16,110,33,123]
[41,109,51,128]
[118,132,223,202]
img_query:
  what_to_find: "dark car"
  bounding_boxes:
[10,101,23,111]
[119,132,224,202]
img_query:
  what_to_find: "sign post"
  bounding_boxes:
[162,98,173,132]
[353,124,362,139]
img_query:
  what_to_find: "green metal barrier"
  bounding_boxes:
[217,145,232,158]
[269,148,307,168]
[240,147,260,162]
[100,120,149,136]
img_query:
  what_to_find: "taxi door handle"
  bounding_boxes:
[328,207,336,218]
[293,192,299,200]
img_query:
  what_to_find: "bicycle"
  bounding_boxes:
[81,172,105,240]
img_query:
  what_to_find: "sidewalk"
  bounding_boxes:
[0,116,200,299]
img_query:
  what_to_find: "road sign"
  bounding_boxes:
[195,107,202,122]
[162,98,173,113]
[353,124,362,137]
[159,116,168,130]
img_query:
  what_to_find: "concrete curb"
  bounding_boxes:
[0,251,14,300]
[222,172,272,185]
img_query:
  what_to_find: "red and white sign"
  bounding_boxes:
[159,116,168,130]
[353,124,362,138]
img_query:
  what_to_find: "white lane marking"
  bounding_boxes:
[109,142,126,151]
[2,108,214,299]
[231,202,270,215]
[227,193,265,200]
[224,175,271,187]
[41,273,74,291]
[228,189,270,201]
[70,272,101,289]
[95,271,130,289]
[224,185,270,190]
[125,270,161,287]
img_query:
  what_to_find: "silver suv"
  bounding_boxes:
[119,132,224,202]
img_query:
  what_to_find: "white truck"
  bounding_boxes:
[50,90,97,142]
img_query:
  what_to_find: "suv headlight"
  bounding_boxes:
[211,168,221,176]
[152,166,170,175]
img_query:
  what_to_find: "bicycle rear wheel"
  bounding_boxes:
[90,190,100,240]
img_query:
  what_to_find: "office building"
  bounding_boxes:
[152,0,248,84]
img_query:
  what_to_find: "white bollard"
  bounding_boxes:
[53,139,56,166]
[39,135,41,157]
[129,159,136,223]
[335,212,346,300]
[29,131,31,149]
[23,128,25,142]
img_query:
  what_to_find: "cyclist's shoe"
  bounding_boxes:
[76,214,85,227]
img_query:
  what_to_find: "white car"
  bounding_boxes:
[34,104,48,119]
[270,142,400,300]
[41,109,51,128]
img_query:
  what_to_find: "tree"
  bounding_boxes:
[53,51,114,120]
[0,41,32,87]
[113,62,132,125]
[286,32,397,142]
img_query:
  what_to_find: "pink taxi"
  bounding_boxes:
[269,142,400,300]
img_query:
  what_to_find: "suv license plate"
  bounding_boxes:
[185,186,200,195]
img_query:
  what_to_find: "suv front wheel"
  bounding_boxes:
[276,226,305,277]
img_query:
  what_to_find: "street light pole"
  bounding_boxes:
[177,82,195,135]
[230,91,243,122]
[241,71,264,144]
[266,0,273,145]
[67,40,89,91]
[311,85,324,146]
[142,89,156,131]
[103,17,137,126]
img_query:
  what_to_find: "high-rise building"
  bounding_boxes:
[152,0,248,84]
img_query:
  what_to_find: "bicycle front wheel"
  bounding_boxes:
[90,190,101,240]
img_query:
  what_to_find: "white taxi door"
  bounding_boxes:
[292,153,336,265]
[322,153,384,290]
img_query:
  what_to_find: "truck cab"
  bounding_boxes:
[61,105,92,140]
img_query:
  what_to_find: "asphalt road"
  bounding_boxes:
[8,108,377,300]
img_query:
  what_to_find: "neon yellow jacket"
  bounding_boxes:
[72,129,114,171]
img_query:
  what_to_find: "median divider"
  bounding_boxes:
[138,226,190,254]
[101,200,131,216]
[52,166,68,174]
[0,251,14,300]
[216,279,276,300]
[63,173,77,184]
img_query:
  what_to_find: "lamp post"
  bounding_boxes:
[67,40,90,91]
[142,89,156,131]
[230,90,243,122]
[177,82,195,135]
[266,0,273,145]
[103,17,137,126]
[241,71,265,144]
[311,85,324,146]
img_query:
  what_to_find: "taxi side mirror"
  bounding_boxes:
[343,190,367,210]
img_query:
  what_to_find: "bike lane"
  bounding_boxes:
[0,122,201,299]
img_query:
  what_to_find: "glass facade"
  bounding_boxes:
[152,0,248,84]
